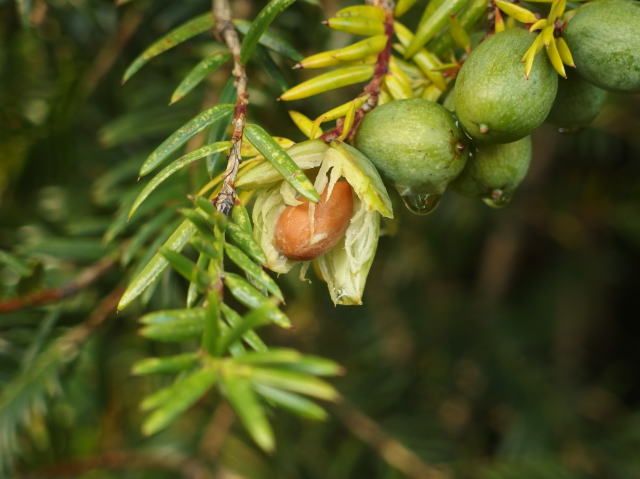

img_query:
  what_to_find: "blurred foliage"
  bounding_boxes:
[1,0,640,478]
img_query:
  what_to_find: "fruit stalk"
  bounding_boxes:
[320,0,396,142]
[212,0,249,215]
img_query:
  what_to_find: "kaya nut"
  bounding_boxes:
[275,180,354,260]
[248,140,393,305]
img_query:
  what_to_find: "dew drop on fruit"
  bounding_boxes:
[400,191,442,215]
[558,126,580,134]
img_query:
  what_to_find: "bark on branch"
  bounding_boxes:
[212,0,249,215]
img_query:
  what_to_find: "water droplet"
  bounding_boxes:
[400,191,442,215]
[481,189,511,208]
[557,126,580,134]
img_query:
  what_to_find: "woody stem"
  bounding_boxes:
[212,0,249,215]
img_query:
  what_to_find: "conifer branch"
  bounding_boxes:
[320,0,396,142]
[0,286,122,474]
[212,0,249,215]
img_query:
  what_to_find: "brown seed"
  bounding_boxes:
[275,180,354,261]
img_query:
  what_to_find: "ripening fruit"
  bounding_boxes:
[547,72,608,129]
[275,180,354,261]
[452,136,532,207]
[564,0,640,93]
[354,99,468,196]
[454,29,558,143]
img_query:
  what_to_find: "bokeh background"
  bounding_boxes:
[1,0,640,478]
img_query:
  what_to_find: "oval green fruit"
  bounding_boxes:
[354,99,468,196]
[564,0,640,93]
[547,72,607,129]
[454,29,558,143]
[452,135,532,207]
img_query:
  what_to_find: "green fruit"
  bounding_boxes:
[452,136,532,207]
[564,0,640,93]
[454,29,558,143]
[547,72,608,129]
[354,99,468,196]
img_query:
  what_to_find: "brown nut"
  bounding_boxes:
[275,180,354,261]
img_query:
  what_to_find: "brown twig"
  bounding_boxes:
[18,450,212,479]
[320,0,396,142]
[199,402,236,459]
[212,0,249,215]
[82,6,144,98]
[331,400,450,479]
[0,255,117,314]
[61,285,124,345]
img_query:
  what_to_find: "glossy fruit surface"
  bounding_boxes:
[452,136,532,207]
[354,98,468,195]
[547,72,607,129]
[275,180,353,261]
[565,0,640,93]
[454,29,558,143]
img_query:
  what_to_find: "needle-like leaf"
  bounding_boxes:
[245,123,320,203]
[140,104,233,177]
[123,14,214,83]
[240,0,297,64]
